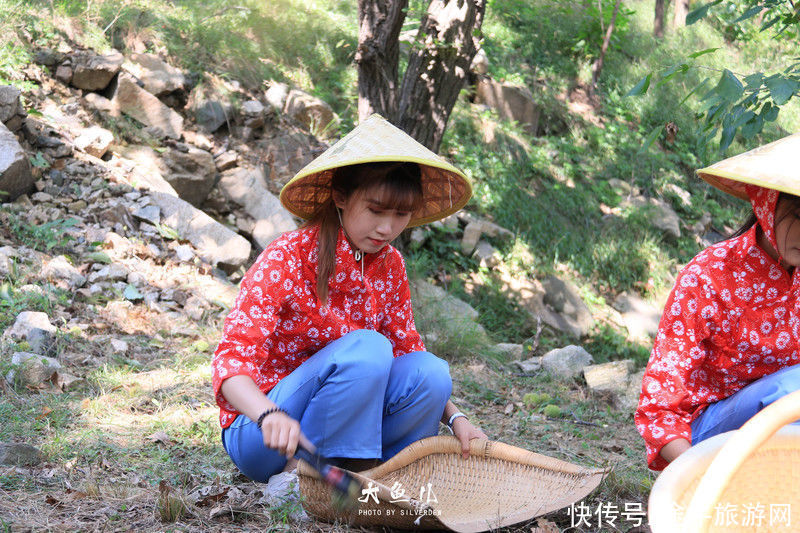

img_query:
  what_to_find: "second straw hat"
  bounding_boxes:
[280,114,472,227]
[697,132,800,199]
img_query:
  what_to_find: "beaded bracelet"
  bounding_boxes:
[256,406,287,429]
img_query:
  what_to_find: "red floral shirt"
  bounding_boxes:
[212,225,425,428]
[636,186,800,470]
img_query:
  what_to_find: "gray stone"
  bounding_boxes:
[583,360,634,392]
[471,48,488,75]
[0,122,33,201]
[256,131,322,188]
[475,78,540,134]
[284,89,337,137]
[188,77,234,133]
[218,167,296,249]
[473,240,499,268]
[195,100,230,133]
[6,352,61,387]
[110,338,128,353]
[122,53,186,96]
[148,191,251,269]
[461,221,482,255]
[0,85,23,124]
[41,255,86,289]
[114,145,179,196]
[494,342,523,360]
[73,126,114,158]
[514,356,542,374]
[132,204,160,225]
[33,49,64,67]
[627,196,681,239]
[71,50,123,91]
[265,82,289,111]
[160,145,217,206]
[409,227,428,246]
[112,74,183,139]
[174,244,194,262]
[88,263,130,283]
[541,275,593,337]
[0,246,17,277]
[665,183,691,208]
[242,99,265,116]
[614,292,662,341]
[4,312,57,356]
[619,369,646,411]
[55,65,73,85]
[0,443,44,466]
[214,150,238,172]
[541,345,594,379]
[83,92,116,115]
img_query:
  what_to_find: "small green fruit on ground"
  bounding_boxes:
[543,404,562,418]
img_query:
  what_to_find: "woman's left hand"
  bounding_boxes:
[451,417,488,459]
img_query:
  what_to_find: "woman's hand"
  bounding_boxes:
[259,411,302,457]
[451,417,488,459]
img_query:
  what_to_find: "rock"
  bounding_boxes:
[284,89,337,137]
[608,178,637,197]
[614,292,662,341]
[183,130,214,152]
[475,78,540,135]
[112,74,183,139]
[583,360,634,392]
[214,150,238,172]
[218,167,296,249]
[6,352,61,388]
[691,213,712,236]
[241,99,265,128]
[88,263,129,283]
[626,196,681,239]
[174,244,194,262]
[55,65,73,84]
[0,246,17,277]
[55,372,84,391]
[461,221,482,255]
[665,183,691,208]
[541,345,594,379]
[256,131,322,188]
[33,49,64,67]
[471,48,488,75]
[494,342,523,359]
[4,312,58,356]
[541,275,593,337]
[160,145,217,206]
[473,240,499,268]
[84,92,116,115]
[0,443,44,466]
[0,85,23,125]
[132,204,160,225]
[73,126,114,158]
[619,369,645,411]
[514,356,542,374]
[122,53,186,96]
[0,122,34,201]
[114,145,180,196]
[148,191,251,270]
[71,50,123,91]
[187,76,235,133]
[41,255,86,289]
[110,338,128,353]
[265,82,289,111]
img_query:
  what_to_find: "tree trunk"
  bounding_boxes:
[590,0,621,90]
[396,0,486,152]
[654,0,665,37]
[355,0,408,121]
[673,0,689,28]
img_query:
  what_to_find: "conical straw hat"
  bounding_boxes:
[697,132,800,200]
[298,436,609,532]
[280,114,472,227]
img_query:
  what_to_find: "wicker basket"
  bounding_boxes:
[649,389,800,532]
[298,436,608,532]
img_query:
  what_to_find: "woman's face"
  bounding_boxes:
[774,196,800,267]
[333,185,413,254]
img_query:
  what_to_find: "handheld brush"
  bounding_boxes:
[293,445,363,510]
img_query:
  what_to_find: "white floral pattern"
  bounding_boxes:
[636,186,800,470]
[212,225,425,427]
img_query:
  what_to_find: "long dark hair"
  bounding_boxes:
[731,192,800,241]
[305,162,423,304]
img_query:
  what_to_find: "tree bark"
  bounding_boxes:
[654,0,665,37]
[396,0,486,152]
[355,0,408,121]
[673,0,689,28]
[590,0,621,90]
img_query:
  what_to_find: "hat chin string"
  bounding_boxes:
[337,207,365,279]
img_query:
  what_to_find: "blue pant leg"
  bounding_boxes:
[221,329,393,482]
[381,351,452,461]
[691,363,800,445]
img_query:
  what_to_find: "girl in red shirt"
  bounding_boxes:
[213,115,487,482]
[636,133,800,470]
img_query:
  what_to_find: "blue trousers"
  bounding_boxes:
[691,364,800,445]
[221,329,452,482]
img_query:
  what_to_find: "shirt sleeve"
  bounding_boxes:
[211,244,296,413]
[379,250,426,356]
[634,262,715,471]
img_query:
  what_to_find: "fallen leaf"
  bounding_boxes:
[504,403,514,415]
[36,406,53,420]
[147,431,175,446]
[531,517,560,533]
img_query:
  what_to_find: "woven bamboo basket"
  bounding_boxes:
[298,436,609,532]
[649,389,800,532]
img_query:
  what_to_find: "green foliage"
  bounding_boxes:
[7,217,78,253]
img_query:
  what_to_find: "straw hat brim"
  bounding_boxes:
[280,114,472,227]
[298,436,609,532]
[697,132,800,201]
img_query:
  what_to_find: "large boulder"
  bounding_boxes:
[614,292,663,341]
[3,311,58,356]
[160,144,217,206]
[187,75,236,133]
[112,74,183,139]
[73,126,114,158]
[284,89,337,137]
[218,167,296,249]
[475,77,540,135]
[255,131,324,189]
[71,50,124,91]
[148,191,251,270]
[113,145,180,196]
[0,121,33,201]
[626,196,681,239]
[541,275,593,337]
[0,443,44,466]
[541,345,594,379]
[0,85,24,128]
[122,53,186,96]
